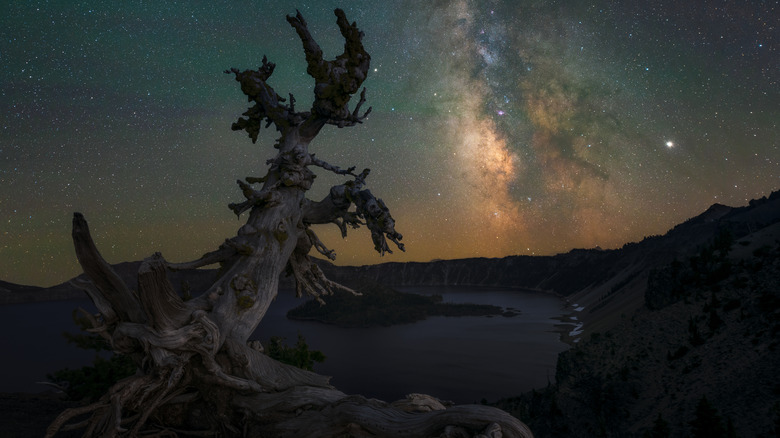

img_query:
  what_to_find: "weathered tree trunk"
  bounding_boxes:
[47,9,534,438]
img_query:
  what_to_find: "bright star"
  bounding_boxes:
[666,141,674,148]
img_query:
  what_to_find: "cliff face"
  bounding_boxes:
[327,191,780,437]
[5,191,779,344]
[496,226,780,437]
[484,191,780,437]
[2,192,778,436]
[323,251,619,293]
[323,191,780,339]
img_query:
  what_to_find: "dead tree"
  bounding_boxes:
[47,9,533,438]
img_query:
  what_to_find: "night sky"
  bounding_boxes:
[2,1,777,287]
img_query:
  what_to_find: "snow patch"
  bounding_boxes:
[568,322,584,337]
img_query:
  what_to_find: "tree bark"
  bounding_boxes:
[47,9,533,438]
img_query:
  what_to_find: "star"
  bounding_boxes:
[0,1,777,286]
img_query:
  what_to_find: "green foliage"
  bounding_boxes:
[688,317,705,346]
[287,281,503,327]
[48,310,136,401]
[723,298,741,312]
[690,396,727,438]
[52,310,325,401]
[645,229,737,310]
[708,306,724,332]
[667,345,689,361]
[47,354,136,402]
[265,333,325,371]
[643,413,671,438]
[753,244,772,257]
[758,290,780,313]
[63,309,112,352]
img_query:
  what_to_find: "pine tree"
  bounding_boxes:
[643,413,670,438]
[690,396,726,438]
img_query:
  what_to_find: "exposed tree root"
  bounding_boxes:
[48,8,534,438]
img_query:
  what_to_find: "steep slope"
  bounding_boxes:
[494,223,780,437]
[324,190,780,340]
[2,192,778,436]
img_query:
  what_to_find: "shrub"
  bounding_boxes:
[265,333,326,371]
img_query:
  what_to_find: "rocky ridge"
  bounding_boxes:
[3,191,779,437]
[493,220,780,437]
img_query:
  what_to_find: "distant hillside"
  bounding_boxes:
[2,191,778,436]
[286,276,507,328]
[321,190,780,339]
[492,218,780,437]
[4,191,779,341]
[0,261,218,305]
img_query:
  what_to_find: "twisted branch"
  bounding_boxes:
[51,8,532,438]
[286,249,358,304]
[287,8,372,126]
[302,169,404,255]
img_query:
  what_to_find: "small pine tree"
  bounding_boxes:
[725,416,738,438]
[49,311,326,401]
[643,413,671,438]
[709,307,724,332]
[265,332,326,371]
[690,396,726,438]
[47,310,136,401]
[689,317,705,346]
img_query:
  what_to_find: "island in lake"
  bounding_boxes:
[286,278,518,328]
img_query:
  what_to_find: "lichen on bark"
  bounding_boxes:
[47,9,533,438]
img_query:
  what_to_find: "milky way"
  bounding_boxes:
[2,1,777,286]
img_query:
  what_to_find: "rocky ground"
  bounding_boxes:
[1,392,83,438]
[494,232,780,437]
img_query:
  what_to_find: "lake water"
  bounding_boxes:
[0,299,105,393]
[0,286,568,403]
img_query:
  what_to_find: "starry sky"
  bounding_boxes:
[2,0,778,287]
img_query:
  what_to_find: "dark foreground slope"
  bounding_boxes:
[0,392,82,438]
[492,214,780,436]
[2,192,778,437]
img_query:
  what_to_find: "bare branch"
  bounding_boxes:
[228,179,282,217]
[225,56,309,142]
[74,307,113,342]
[287,8,371,125]
[137,253,190,332]
[54,10,532,438]
[306,228,336,261]
[286,10,326,81]
[286,250,358,304]
[45,401,110,438]
[310,154,356,176]
[166,245,237,271]
[324,87,372,128]
[70,277,118,325]
[72,213,146,323]
[301,169,403,255]
[353,189,405,255]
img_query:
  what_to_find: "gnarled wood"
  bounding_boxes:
[72,212,146,323]
[49,9,533,438]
